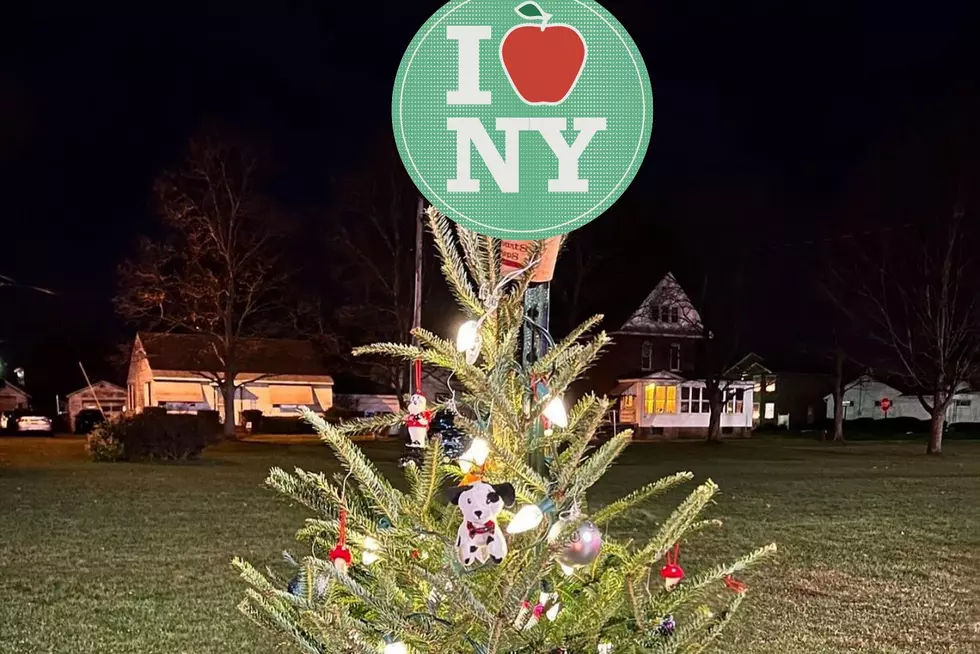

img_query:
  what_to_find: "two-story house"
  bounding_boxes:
[578,273,754,438]
[727,352,833,429]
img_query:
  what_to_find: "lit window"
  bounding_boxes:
[144,382,152,407]
[752,403,760,420]
[680,386,710,414]
[764,403,775,420]
[725,388,745,414]
[641,341,653,371]
[765,377,777,393]
[669,344,681,371]
[621,395,634,409]
[645,384,677,414]
[753,376,761,393]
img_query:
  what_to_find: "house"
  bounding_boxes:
[587,274,754,438]
[66,381,127,431]
[577,273,704,397]
[126,333,334,425]
[822,375,980,424]
[0,381,30,412]
[727,353,833,429]
[332,375,401,416]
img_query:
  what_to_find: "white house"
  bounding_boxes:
[823,375,980,424]
[127,333,334,425]
[66,381,127,431]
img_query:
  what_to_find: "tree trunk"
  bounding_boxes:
[223,378,238,440]
[927,399,944,454]
[706,385,723,443]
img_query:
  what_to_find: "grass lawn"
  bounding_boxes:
[1,435,979,653]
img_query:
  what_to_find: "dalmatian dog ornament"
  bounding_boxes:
[449,481,516,566]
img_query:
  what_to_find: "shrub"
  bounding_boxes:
[196,410,223,443]
[260,416,317,434]
[86,412,210,462]
[86,421,126,462]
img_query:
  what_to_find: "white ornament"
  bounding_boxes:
[450,481,515,566]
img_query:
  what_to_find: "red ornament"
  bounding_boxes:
[411,549,420,560]
[724,575,747,594]
[329,507,353,572]
[660,542,685,590]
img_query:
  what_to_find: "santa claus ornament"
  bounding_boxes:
[449,481,515,566]
[405,393,431,448]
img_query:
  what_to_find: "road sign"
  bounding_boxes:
[392,0,654,238]
[880,397,891,413]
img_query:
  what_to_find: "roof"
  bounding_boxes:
[0,381,30,399]
[67,381,125,398]
[136,332,332,378]
[615,273,705,337]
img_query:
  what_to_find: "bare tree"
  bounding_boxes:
[115,131,288,438]
[320,147,432,406]
[836,213,980,454]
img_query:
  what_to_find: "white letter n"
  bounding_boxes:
[447,118,527,193]
[446,26,491,105]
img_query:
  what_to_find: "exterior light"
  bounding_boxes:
[507,497,555,534]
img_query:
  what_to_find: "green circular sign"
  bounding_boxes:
[392,0,653,238]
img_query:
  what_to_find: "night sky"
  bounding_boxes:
[1,1,978,406]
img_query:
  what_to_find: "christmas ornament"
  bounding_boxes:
[660,543,685,590]
[362,536,381,566]
[598,644,614,654]
[382,635,408,654]
[328,508,353,573]
[724,575,747,593]
[449,481,515,566]
[556,520,603,570]
[431,411,469,460]
[405,393,431,448]
[658,615,676,637]
[507,497,555,534]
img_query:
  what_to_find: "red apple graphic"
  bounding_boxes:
[500,2,587,105]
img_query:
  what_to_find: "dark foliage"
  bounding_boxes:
[88,412,217,462]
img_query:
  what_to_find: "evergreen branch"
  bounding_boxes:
[456,224,488,291]
[428,209,483,314]
[529,314,604,375]
[305,410,403,522]
[625,480,719,576]
[678,593,745,654]
[567,431,633,499]
[331,412,406,436]
[592,472,695,527]
[554,394,610,489]
[413,438,446,522]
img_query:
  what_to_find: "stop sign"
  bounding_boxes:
[880,397,891,412]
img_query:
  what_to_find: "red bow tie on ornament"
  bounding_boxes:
[467,520,496,538]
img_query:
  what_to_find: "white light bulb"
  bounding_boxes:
[543,396,568,428]
[507,504,544,534]
[456,320,480,352]
[383,640,408,654]
[598,644,614,654]
[546,602,561,621]
[558,561,575,576]
[547,521,564,543]
[362,537,380,566]
[458,438,489,473]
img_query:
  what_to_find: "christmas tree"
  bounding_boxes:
[234,208,776,653]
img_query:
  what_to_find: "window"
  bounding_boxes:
[144,382,152,407]
[765,377,777,393]
[644,384,677,414]
[752,402,760,420]
[669,344,681,371]
[680,386,711,413]
[641,341,653,371]
[671,306,679,323]
[954,399,972,407]
[764,403,775,420]
[660,306,670,322]
[621,395,634,410]
[725,388,745,414]
[752,376,762,393]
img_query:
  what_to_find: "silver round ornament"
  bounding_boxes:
[556,520,603,568]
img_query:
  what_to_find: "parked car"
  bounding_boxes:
[13,411,53,435]
[74,408,106,434]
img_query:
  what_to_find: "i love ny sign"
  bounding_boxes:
[393,0,653,239]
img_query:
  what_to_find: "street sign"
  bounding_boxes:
[880,397,891,413]
[392,0,654,238]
